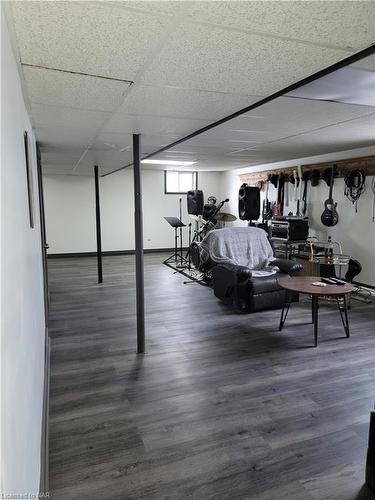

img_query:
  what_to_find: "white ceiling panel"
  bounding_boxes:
[76,148,134,170]
[116,84,262,120]
[6,0,374,177]
[36,126,95,149]
[23,66,130,111]
[10,1,169,80]
[41,148,85,167]
[286,67,375,107]
[140,24,352,94]
[94,131,190,154]
[42,166,73,175]
[93,132,137,154]
[104,1,189,16]
[287,113,375,147]
[42,165,94,177]
[31,104,111,131]
[196,97,375,144]
[351,54,375,71]
[103,113,210,136]
[185,1,375,51]
[222,114,375,159]
[148,103,375,171]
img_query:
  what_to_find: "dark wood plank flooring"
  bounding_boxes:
[48,254,375,499]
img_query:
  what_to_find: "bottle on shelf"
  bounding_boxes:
[327,236,333,263]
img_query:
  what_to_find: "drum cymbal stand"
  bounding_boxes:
[186,223,192,270]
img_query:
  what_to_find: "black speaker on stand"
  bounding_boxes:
[238,184,260,222]
[187,190,204,216]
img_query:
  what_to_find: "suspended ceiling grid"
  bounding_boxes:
[4,0,375,175]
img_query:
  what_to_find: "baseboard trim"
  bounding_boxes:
[48,248,188,258]
[39,331,50,495]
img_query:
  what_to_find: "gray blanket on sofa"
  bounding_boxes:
[200,226,274,270]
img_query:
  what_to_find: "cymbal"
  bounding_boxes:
[215,212,237,222]
[189,214,206,222]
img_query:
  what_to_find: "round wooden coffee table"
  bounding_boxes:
[278,276,353,347]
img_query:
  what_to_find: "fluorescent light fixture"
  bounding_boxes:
[141,159,196,166]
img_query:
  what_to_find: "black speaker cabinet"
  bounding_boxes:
[187,190,204,215]
[238,184,260,221]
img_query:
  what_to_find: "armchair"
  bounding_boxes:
[200,227,302,312]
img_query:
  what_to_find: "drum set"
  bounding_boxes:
[186,200,237,274]
[188,211,237,236]
[163,195,237,283]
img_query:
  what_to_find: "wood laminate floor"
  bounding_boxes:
[48,254,375,500]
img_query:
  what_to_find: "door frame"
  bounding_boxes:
[36,142,50,494]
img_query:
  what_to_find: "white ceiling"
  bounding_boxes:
[153,94,375,171]
[4,0,375,176]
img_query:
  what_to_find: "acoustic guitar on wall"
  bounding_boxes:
[321,166,339,227]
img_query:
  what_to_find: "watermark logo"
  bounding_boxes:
[1,493,50,499]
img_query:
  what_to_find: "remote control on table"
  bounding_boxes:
[329,278,346,286]
[320,277,338,285]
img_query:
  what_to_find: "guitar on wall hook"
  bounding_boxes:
[321,166,339,227]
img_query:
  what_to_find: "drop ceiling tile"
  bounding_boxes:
[102,113,210,136]
[36,126,95,149]
[158,100,375,168]
[350,54,375,71]
[117,84,262,120]
[94,131,184,156]
[42,165,92,177]
[24,66,130,111]
[41,149,84,167]
[11,1,168,80]
[93,132,134,153]
[31,104,111,130]
[77,149,134,170]
[140,24,352,95]
[206,97,375,143]
[248,114,375,157]
[42,164,76,175]
[298,113,375,145]
[42,162,74,171]
[104,1,189,16]
[185,1,375,51]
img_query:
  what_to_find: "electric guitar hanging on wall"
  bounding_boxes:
[262,178,272,221]
[321,166,339,227]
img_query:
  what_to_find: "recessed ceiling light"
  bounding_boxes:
[141,159,197,166]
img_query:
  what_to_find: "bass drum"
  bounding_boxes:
[190,241,213,273]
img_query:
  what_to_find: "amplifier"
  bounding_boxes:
[270,217,309,242]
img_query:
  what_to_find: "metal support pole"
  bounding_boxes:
[133,134,145,354]
[94,165,103,284]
